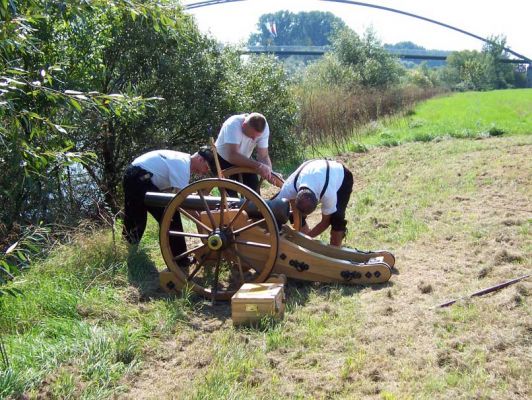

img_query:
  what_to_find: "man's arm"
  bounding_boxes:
[256,147,272,168]
[306,214,332,238]
[223,144,272,180]
[256,147,277,184]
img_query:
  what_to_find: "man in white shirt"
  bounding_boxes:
[214,112,274,194]
[277,159,354,246]
[122,147,215,262]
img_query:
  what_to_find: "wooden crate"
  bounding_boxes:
[231,283,285,325]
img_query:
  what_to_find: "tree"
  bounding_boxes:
[1,0,301,234]
[50,3,228,212]
[311,27,403,89]
[248,10,346,47]
[0,0,147,230]
[441,35,526,91]
[482,35,516,89]
[0,0,227,228]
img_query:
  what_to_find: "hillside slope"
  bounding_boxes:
[120,134,531,399]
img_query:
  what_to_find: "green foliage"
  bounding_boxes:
[39,0,228,211]
[1,1,301,229]
[404,62,442,88]
[348,142,368,153]
[0,0,166,228]
[440,35,526,91]
[248,10,346,47]
[330,28,404,88]
[0,225,195,398]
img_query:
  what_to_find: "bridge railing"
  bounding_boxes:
[241,46,528,63]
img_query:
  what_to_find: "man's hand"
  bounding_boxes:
[256,163,272,181]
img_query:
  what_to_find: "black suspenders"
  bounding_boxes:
[293,160,330,199]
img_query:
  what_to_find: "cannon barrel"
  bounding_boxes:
[144,192,289,225]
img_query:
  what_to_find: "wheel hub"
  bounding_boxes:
[207,229,231,250]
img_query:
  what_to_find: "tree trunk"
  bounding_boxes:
[101,122,120,214]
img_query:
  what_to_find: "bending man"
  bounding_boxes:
[278,159,353,247]
[122,147,215,264]
[214,112,274,193]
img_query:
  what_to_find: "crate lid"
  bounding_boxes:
[232,283,284,301]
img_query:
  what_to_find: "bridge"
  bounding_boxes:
[185,0,531,62]
[185,0,532,85]
[241,46,528,64]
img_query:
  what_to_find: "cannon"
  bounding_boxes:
[146,167,395,301]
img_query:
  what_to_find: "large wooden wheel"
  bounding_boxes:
[159,178,279,301]
[221,166,303,231]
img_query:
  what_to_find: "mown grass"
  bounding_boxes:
[0,221,195,399]
[175,135,531,400]
[350,89,532,149]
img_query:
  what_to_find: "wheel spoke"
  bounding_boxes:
[219,187,227,226]
[178,207,212,233]
[233,240,271,249]
[173,243,206,261]
[169,231,208,239]
[211,252,222,303]
[233,218,266,235]
[198,189,217,228]
[226,198,249,229]
[230,247,259,273]
[227,247,248,284]
[187,250,211,281]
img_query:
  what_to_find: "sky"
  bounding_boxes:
[181,0,532,59]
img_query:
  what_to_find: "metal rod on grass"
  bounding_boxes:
[437,274,530,308]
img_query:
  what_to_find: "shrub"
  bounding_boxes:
[348,142,369,153]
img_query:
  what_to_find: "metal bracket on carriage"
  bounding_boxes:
[341,270,362,281]
[289,259,310,272]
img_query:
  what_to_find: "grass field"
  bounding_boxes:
[0,91,531,399]
[349,89,532,150]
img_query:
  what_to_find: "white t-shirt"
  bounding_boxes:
[132,150,190,191]
[215,114,270,160]
[278,160,345,215]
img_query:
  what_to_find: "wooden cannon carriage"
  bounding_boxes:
[145,167,395,301]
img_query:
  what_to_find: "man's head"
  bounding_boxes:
[242,112,266,140]
[295,187,318,216]
[191,146,216,175]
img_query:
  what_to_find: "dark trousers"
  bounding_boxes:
[217,155,260,195]
[122,165,186,257]
[330,166,353,232]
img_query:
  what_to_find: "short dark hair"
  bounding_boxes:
[295,188,318,215]
[245,113,267,133]
[198,145,216,173]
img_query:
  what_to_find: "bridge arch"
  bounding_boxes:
[184,0,530,62]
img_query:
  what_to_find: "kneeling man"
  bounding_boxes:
[278,159,353,246]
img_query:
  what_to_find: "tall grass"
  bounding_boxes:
[296,84,443,152]
[0,223,194,399]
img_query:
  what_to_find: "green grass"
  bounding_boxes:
[1,90,531,399]
[0,222,195,399]
[348,89,532,148]
[287,90,532,171]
